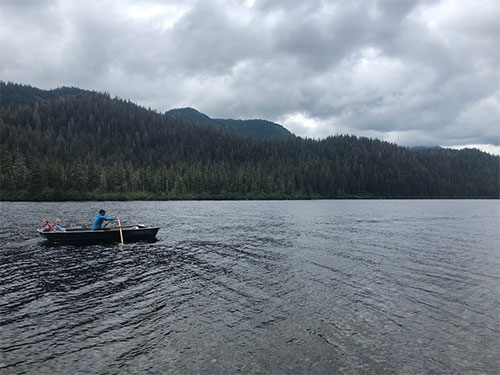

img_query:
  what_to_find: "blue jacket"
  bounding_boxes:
[93,214,115,230]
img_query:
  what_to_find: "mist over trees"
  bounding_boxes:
[1,82,498,200]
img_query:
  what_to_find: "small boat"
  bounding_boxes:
[38,224,159,244]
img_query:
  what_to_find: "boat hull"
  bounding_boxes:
[39,226,159,244]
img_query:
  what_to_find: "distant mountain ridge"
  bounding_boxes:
[167,107,295,140]
[167,107,221,128]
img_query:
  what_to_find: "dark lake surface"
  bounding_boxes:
[0,200,499,374]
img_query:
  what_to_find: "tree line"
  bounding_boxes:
[1,85,498,200]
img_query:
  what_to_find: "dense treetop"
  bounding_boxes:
[1,82,498,200]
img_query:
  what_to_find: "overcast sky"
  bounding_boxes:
[1,0,499,154]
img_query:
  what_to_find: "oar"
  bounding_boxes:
[117,217,124,244]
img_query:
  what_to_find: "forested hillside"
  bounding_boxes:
[0,83,499,200]
[167,107,295,140]
[0,81,87,108]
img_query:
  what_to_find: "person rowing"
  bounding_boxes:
[93,209,119,230]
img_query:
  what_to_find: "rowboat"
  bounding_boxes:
[38,224,159,244]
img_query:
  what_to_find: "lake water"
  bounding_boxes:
[0,200,499,374]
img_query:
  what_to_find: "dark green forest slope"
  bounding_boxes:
[167,107,295,140]
[0,82,498,200]
[0,82,87,108]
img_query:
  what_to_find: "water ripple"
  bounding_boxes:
[0,200,499,374]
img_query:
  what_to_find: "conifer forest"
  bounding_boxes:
[1,82,498,201]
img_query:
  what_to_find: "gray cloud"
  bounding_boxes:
[1,0,498,153]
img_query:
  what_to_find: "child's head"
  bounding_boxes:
[42,219,49,225]
[55,219,61,224]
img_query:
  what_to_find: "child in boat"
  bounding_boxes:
[53,218,66,232]
[42,219,53,232]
